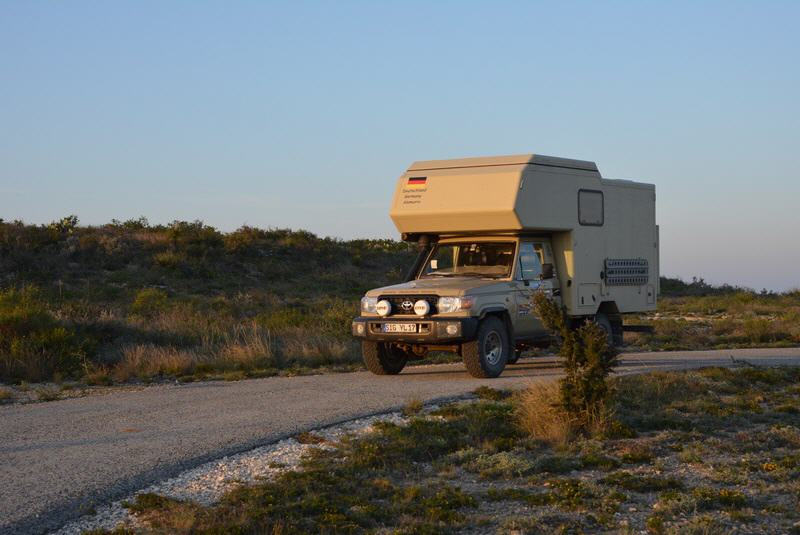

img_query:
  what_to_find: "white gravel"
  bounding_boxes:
[51,411,410,535]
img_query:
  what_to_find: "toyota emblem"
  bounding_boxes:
[401,300,414,311]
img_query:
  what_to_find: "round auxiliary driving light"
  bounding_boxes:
[413,299,430,316]
[376,299,392,317]
[446,324,459,336]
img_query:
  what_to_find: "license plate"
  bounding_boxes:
[383,323,417,333]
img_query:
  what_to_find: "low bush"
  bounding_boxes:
[130,288,169,317]
[0,286,92,382]
[530,292,618,438]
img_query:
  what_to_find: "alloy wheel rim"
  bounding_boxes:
[484,331,502,365]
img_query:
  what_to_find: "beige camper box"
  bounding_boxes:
[353,154,658,378]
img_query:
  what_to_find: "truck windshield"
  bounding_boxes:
[420,242,515,278]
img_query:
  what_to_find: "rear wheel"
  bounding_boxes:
[592,313,615,346]
[462,317,509,378]
[362,341,408,375]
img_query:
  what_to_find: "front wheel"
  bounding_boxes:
[362,342,408,375]
[462,316,509,378]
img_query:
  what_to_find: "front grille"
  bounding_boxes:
[378,295,438,316]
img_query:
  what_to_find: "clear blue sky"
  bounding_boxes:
[1,1,799,290]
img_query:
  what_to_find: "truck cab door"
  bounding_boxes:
[512,242,549,339]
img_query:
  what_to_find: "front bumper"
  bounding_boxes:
[351,316,478,343]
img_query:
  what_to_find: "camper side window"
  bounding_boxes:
[518,243,542,280]
[578,189,604,226]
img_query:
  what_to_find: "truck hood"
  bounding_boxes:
[365,277,509,297]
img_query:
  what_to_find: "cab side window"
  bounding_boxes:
[518,242,543,280]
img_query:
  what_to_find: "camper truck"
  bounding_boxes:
[352,154,658,378]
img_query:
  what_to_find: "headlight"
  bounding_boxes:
[361,296,377,314]
[413,299,430,316]
[437,296,474,313]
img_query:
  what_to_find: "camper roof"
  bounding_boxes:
[408,154,599,174]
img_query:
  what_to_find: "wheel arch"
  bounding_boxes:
[478,306,514,341]
[597,301,620,316]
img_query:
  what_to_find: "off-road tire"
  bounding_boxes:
[362,341,408,375]
[461,316,509,378]
[592,313,615,346]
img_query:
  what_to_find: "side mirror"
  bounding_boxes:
[540,263,554,280]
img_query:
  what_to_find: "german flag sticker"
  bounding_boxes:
[406,176,427,189]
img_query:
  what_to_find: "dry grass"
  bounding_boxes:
[402,398,424,417]
[112,345,196,382]
[106,322,358,382]
[295,431,327,445]
[215,322,277,368]
[514,383,575,447]
[279,332,354,367]
[0,387,14,402]
[514,382,615,447]
[84,368,113,386]
[34,385,62,401]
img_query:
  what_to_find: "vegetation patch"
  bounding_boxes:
[602,471,683,493]
[0,218,416,384]
[95,366,797,533]
[473,385,512,401]
[0,387,14,403]
[2,218,799,388]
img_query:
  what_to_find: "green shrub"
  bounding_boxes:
[166,220,223,258]
[256,299,355,338]
[465,451,534,479]
[109,216,149,230]
[0,286,89,382]
[47,215,79,235]
[152,250,183,268]
[742,317,773,343]
[689,486,748,510]
[659,276,747,297]
[654,319,686,340]
[532,292,618,436]
[223,225,268,254]
[257,308,313,331]
[131,288,169,317]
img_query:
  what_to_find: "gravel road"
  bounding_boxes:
[2,347,800,535]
